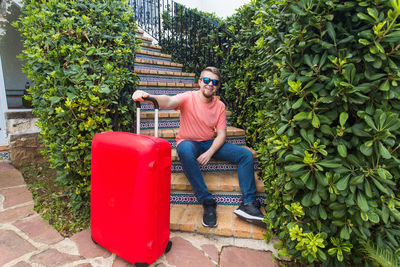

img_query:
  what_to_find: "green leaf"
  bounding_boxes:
[379,142,391,159]
[318,161,341,168]
[357,13,375,23]
[301,192,313,207]
[293,112,308,121]
[285,164,306,172]
[364,53,375,62]
[312,191,321,205]
[312,114,320,128]
[319,206,327,220]
[292,98,303,109]
[326,22,336,42]
[379,80,390,91]
[337,144,347,158]
[371,177,390,196]
[276,124,288,135]
[315,172,329,186]
[339,112,349,126]
[360,142,373,156]
[340,226,350,239]
[367,8,379,21]
[350,175,364,186]
[49,96,62,104]
[357,192,369,212]
[336,175,350,190]
[368,211,379,223]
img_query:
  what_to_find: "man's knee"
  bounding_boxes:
[241,147,254,162]
[177,140,196,158]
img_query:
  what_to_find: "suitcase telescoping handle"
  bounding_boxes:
[135,96,159,137]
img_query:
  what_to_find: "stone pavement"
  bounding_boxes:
[0,162,278,267]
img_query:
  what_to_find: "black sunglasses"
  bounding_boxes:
[202,77,220,86]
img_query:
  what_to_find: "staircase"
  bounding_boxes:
[134,29,267,240]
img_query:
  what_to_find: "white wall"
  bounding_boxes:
[175,0,250,18]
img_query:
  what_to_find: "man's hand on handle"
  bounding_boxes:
[132,90,150,102]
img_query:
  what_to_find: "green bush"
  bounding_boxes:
[15,0,139,214]
[221,0,400,265]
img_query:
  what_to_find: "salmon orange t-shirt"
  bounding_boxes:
[175,91,227,145]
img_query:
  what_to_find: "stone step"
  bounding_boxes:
[136,34,153,45]
[139,42,162,54]
[139,110,232,119]
[135,58,183,69]
[136,69,195,84]
[170,204,267,240]
[136,50,172,63]
[171,170,264,194]
[138,111,233,129]
[170,147,256,161]
[138,81,198,88]
[135,28,144,35]
[140,126,245,139]
[165,137,246,149]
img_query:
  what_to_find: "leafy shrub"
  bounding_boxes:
[15,0,139,214]
[221,0,400,265]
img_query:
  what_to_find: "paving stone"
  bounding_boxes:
[0,229,36,266]
[13,215,64,245]
[70,228,112,259]
[112,256,134,266]
[166,237,215,267]
[76,263,93,267]
[30,248,82,266]
[11,261,32,267]
[219,247,278,267]
[0,168,25,189]
[0,186,32,208]
[0,163,15,170]
[0,203,35,224]
[201,244,219,263]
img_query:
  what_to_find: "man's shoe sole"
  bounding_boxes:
[202,219,218,228]
[234,209,266,228]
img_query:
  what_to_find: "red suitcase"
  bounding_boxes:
[91,97,172,266]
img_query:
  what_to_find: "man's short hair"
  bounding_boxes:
[200,66,221,81]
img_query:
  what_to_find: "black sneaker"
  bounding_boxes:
[202,198,217,227]
[234,201,266,228]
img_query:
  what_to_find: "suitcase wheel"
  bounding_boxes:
[165,240,172,253]
[91,236,98,245]
[135,263,149,267]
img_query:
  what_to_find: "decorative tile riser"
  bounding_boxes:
[140,47,161,53]
[139,40,152,45]
[171,193,265,206]
[136,55,171,62]
[138,75,194,84]
[166,137,246,149]
[134,64,182,73]
[0,151,10,160]
[171,162,258,173]
[139,120,231,129]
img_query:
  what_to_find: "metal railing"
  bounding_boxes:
[130,0,235,78]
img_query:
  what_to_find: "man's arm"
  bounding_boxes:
[132,90,179,109]
[197,129,226,166]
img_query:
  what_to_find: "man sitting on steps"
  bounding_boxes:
[132,66,266,228]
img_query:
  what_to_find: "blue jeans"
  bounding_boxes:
[176,140,256,204]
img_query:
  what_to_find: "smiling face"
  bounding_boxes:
[199,71,220,103]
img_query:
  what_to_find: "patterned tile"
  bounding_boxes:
[0,151,10,160]
[170,193,265,205]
